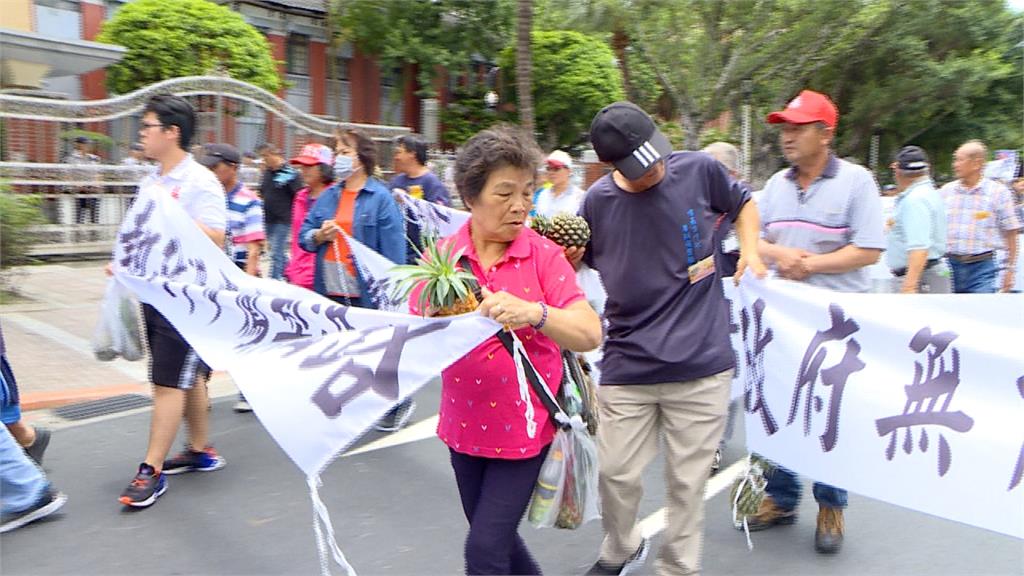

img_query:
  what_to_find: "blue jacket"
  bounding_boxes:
[298,176,406,304]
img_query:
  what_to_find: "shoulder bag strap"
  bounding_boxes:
[458,256,566,428]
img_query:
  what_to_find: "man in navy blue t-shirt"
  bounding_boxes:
[389,135,451,264]
[580,102,764,576]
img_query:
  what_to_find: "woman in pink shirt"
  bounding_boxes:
[284,144,334,290]
[414,126,601,574]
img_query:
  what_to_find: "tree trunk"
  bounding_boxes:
[680,111,701,151]
[611,27,631,100]
[516,0,535,136]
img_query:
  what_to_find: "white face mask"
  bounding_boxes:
[333,154,354,180]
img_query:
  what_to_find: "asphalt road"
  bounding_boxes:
[2,381,1021,576]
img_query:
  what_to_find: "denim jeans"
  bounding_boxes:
[949,257,996,294]
[266,222,291,281]
[0,423,47,515]
[765,462,847,511]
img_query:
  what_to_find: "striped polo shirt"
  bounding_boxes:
[225,182,266,265]
[759,155,885,293]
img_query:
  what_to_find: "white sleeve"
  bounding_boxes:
[189,174,227,231]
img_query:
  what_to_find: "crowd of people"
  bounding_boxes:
[1,87,1020,576]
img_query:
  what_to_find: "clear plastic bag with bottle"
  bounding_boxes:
[527,417,601,530]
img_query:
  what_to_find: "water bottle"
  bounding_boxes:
[528,443,565,525]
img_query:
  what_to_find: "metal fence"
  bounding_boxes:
[1,75,412,258]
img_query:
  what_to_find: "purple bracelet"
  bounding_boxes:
[532,302,548,330]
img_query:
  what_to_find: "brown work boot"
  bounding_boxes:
[815,506,844,553]
[745,495,798,532]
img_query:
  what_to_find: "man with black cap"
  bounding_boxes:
[753,89,884,555]
[581,102,764,576]
[200,144,265,278]
[887,146,949,293]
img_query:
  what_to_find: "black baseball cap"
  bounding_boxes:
[199,143,241,168]
[894,145,929,171]
[589,102,673,180]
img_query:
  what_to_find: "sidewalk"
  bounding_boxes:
[1,261,236,412]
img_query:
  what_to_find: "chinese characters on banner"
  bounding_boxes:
[725,277,1024,539]
[114,186,499,478]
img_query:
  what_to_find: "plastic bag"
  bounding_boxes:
[92,279,144,362]
[527,418,601,530]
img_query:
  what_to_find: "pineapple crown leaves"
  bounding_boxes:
[389,235,477,315]
[529,214,552,236]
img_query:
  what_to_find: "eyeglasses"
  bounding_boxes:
[140,122,165,130]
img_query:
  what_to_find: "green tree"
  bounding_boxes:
[0,185,45,268]
[440,85,507,147]
[500,30,625,149]
[97,0,281,94]
[333,0,513,97]
[541,0,1021,185]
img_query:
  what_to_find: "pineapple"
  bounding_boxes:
[391,235,479,317]
[546,213,590,248]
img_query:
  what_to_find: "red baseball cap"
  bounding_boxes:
[290,143,333,166]
[766,90,838,128]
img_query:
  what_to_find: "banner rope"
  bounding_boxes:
[308,474,356,576]
[509,331,540,439]
[731,455,755,551]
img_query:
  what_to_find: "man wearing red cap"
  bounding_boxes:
[753,90,885,553]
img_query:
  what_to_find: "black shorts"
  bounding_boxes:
[142,304,211,390]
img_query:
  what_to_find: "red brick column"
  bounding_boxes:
[402,63,420,131]
[584,160,610,189]
[264,33,287,151]
[310,41,327,116]
[80,0,108,140]
[5,119,59,163]
[350,49,381,124]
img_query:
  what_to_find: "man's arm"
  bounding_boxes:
[733,200,766,281]
[803,244,881,275]
[429,173,452,206]
[196,222,226,249]
[1001,229,1019,292]
[758,239,811,278]
[245,242,262,276]
[901,249,929,293]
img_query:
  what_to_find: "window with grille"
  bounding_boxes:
[287,34,309,76]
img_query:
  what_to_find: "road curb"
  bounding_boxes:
[20,383,150,411]
[20,371,237,411]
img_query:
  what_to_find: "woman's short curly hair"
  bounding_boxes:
[455,124,542,206]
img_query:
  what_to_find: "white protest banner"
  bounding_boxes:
[394,189,469,238]
[113,185,499,574]
[984,150,1019,181]
[345,231,407,313]
[725,276,1024,539]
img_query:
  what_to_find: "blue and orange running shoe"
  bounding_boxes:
[161,446,226,475]
[119,463,167,508]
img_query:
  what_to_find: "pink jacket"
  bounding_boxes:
[284,187,316,290]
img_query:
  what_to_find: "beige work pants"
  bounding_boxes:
[597,371,731,576]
